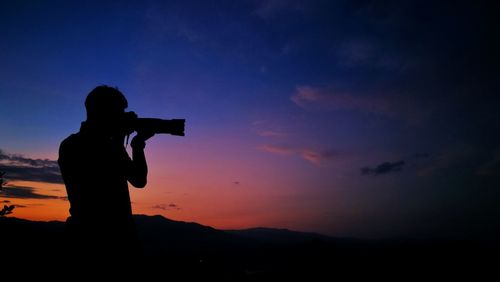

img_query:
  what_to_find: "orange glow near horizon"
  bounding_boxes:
[1,137,337,234]
[2,181,69,222]
[2,177,319,231]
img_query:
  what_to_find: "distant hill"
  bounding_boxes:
[225,227,333,243]
[0,215,495,276]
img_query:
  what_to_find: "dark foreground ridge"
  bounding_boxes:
[1,215,495,277]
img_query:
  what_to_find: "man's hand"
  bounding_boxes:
[131,131,155,149]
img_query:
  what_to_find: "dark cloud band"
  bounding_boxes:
[0,149,62,184]
[0,185,62,200]
[361,160,405,176]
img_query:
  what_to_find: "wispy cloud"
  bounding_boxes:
[259,144,294,156]
[0,150,57,167]
[152,203,181,211]
[291,85,431,126]
[300,149,336,165]
[0,185,64,200]
[361,160,405,176]
[291,85,392,114]
[253,120,289,139]
[361,153,431,177]
[0,149,62,184]
[259,144,337,165]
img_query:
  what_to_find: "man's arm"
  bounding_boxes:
[126,132,153,188]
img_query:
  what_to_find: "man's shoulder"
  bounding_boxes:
[60,133,82,151]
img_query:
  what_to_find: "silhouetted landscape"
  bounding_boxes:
[1,215,495,277]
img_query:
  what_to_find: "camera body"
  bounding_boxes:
[124,112,185,136]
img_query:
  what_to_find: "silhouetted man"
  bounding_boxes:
[58,85,153,257]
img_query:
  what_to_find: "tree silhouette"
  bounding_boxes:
[0,205,15,217]
[0,172,14,217]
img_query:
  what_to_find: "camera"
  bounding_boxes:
[124,112,185,136]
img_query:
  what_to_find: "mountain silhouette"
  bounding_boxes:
[0,215,495,277]
[226,227,333,243]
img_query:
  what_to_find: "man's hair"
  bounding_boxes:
[85,85,128,119]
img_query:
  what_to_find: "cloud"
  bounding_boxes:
[253,120,289,138]
[259,144,337,165]
[0,149,57,167]
[259,144,294,156]
[361,160,405,176]
[1,200,11,203]
[360,153,430,176]
[0,185,63,200]
[152,203,181,211]
[0,166,62,184]
[291,85,432,126]
[300,150,336,165]
[0,149,62,184]
[291,85,392,114]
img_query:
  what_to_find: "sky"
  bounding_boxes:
[0,0,498,240]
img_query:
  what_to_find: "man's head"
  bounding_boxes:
[85,85,128,122]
